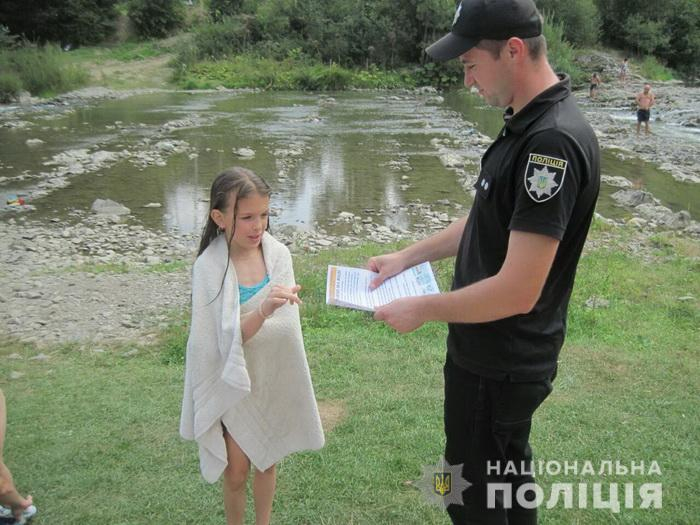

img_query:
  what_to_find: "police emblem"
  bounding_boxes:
[434,472,451,496]
[524,153,567,203]
[417,456,471,508]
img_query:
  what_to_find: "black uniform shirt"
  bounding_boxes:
[447,75,600,381]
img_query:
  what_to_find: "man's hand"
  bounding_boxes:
[374,297,426,333]
[367,252,406,290]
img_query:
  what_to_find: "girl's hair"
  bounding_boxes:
[197,166,272,257]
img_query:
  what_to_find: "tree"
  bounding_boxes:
[537,0,601,47]
[209,0,244,22]
[622,15,669,56]
[0,0,117,45]
[128,0,184,39]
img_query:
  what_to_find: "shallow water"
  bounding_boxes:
[1,89,697,234]
[443,89,700,220]
[0,91,468,234]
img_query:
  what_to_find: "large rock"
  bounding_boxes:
[601,175,633,188]
[233,147,255,158]
[635,204,692,230]
[610,189,657,208]
[91,199,131,216]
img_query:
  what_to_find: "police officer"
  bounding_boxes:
[368,0,600,523]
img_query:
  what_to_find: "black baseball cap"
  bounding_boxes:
[426,0,542,61]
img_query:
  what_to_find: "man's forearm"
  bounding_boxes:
[400,216,467,267]
[418,273,533,324]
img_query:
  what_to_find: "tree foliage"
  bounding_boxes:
[596,0,700,76]
[128,0,185,39]
[0,0,117,46]
[209,0,244,22]
[536,0,601,47]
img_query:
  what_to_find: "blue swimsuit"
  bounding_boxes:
[238,275,270,304]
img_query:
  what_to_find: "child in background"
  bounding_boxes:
[180,167,324,525]
[589,72,602,99]
[0,389,35,525]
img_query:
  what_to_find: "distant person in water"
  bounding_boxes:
[618,57,629,81]
[636,83,655,134]
[589,72,602,99]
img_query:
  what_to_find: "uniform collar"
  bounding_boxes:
[502,74,570,135]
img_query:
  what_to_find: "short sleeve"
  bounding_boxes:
[509,130,587,241]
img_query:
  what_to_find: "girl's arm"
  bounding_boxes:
[240,285,302,343]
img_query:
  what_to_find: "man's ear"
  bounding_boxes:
[505,37,526,60]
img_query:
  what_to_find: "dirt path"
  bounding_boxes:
[85,54,176,89]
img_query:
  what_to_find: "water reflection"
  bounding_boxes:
[2,89,697,233]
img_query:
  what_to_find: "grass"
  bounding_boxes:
[64,41,171,64]
[637,56,676,82]
[0,45,89,99]
[1,232,698,524]
[175,55,418,91]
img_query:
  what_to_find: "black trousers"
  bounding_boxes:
[444,354,554,525]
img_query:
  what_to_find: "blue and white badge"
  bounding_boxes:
[524,153,567,203]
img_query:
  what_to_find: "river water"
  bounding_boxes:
[1,89,697,235]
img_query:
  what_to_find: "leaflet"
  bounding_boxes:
[326,262,440,312]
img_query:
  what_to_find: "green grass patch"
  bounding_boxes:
[637,55,676,82]
[0,45,89,99]
[2,235,698,523]
[65,41,169,64]
[175,55,417,91]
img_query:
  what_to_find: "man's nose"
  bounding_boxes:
[464,69,474,88]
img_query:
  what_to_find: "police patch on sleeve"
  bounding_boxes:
[524,153,567,203]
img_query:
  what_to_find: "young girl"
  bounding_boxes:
[180,167,324,525]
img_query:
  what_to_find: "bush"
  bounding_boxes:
[638,56,676,81]
[0,45,88,97]
[412,60,462,88]
[172,16,256,72]
[176,54,418,91]
[622,15,670,56]
[209,0,243,22]
[0,0,117,46]
[0,71,22,102]
[291,64,353,91]
[543,15,586,85]
[0,24,19,48]
[537,0,601,47]
[128,0,184,39]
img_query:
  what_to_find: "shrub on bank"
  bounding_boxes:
[0,45,88,100]
[128,0,184,39]
[176,54,418,91]
[0,71,22,102]
[638,55,675,81]
[543,16,586,85]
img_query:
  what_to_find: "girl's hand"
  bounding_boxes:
[259,285,302,318]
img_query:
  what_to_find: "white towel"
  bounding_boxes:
[180,232,324,482]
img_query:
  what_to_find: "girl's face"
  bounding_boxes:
[212,192,270,251]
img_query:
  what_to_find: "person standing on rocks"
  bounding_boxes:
[636,83,655,135]
[180,167,324,525]
[368,0,600,523]
[619,57,630,81]
[0,389,35,524]
[589,72,602,99]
